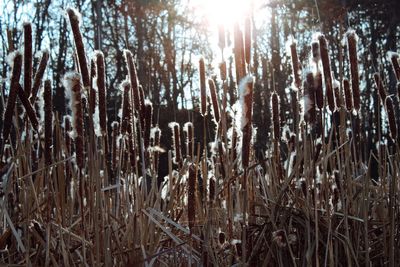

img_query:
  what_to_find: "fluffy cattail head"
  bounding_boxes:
[208,78,220,124]
[199,57,207,116]
[304,72,316,123]
[94,51,107,135]
[169,122,182,165]
[318,34,334,112]
[289,38,301,89]
[314,71,324,109]
[343,79,353,111]
[333,78,342,110]
[183,122,194,159]
[119,80,131,135]
[311,41,320,63]
[240,75,254,169]
[346,30,360,111]
[385,96,397,141]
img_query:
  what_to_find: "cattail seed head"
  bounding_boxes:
[373,73,387,105]
[208,78,220,124]
[233,23,246,82]
[183,122,194,159]
[144,100,153,149]
[244,16,251,65]
[219,61,227,81]
[44,80,53,166]
[169,122,182,165]
[66,8,90,88]
[289,39,301,89]
[120,80,132,135]
[343,79,353,111]
[385,96,397,141]
[311,41,320,63]
[30,49,49,104]
[89,58,96,115]
[64,72,84,170]
[94,51,107,135]
[111,121,119,171]
[346,30,360,111]
[271,91,280,140]
[318,34,335,112]
[388,52,400,81]
[124,50,141,114]
[23,22,33,98]
[240,75,254,169]
[199,57,207,116]
[17,84,38,131]
[3,51,22,141]
[304,72,316,123]
[314,71,324,109]
[333,79,342,110]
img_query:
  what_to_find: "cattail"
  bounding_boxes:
[333,79,341,109]
[150,126,161,171]
[144,100,153,149]
[124,50,141,114]
[219,232,226,245]
[89,58,96,115]
[304,72,316,123]
[343,79,353,111]
[314,71,324,109]
[244,16,251,65]
[64,115,72,155]
[30,49,49,104]
[208,79,220,124]
[111,121,119,172]
[120,80,131,135]
[3,51,22,141]
[388,52,400,81]
[233,23,246,82]
[139,85,146,130]
[240,75,254,169]
[209,177,215,202]
[44,80,53,166]
[199,57,207,116]
[373,73,387,104]
[169,122,182,165]
[17,84,38,131]
[271,91,280,139]
[188,164,196,231]
[183,122,194,159]
[289,40,301,89]
[385,96,397,141]
[397,82,400,100]
[23,22,32,97]
[218,25,225,50]
[311,41,320,64]
[346,30,360,111]
[219,61,227,81]
[318,34,335,112]
[94,51,107,135]
[66,8,90,88]
[64,72,84,170]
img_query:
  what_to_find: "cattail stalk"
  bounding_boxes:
[385,96,397,141]
[124,50,141,114]
[44,80,53,166]
[199,58,207,116]
[3,51,22,141]
[66,8,90,88]
[169,122,182,165]
[290,40,301,89]
[23,22,33,97]
[64,73,84,170]
[343,79,353,111]
[188,164,196,231]
[208,79,220,124]
[30,49,49,104]
[240,76,254,170]
[347,31,360,111]
[318,34,335,112]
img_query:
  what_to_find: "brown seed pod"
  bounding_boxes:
[111,121,119,172]
[89,58,96,115]
[23,22,33,97]
[244,16,251,65]
[389,52,400,81]
[385,96,397,141]
[169,122,182,165]
[333,79,341,109]
[124,50,141,114]
[30,49,49,104]
[44,80,53,166]
[304,72,316,123]
[188,164,196,231]
[373,73,387,105]
[208,79,220,124]
[3,51,22,141]
[271,91,280,140]
[314,71,324,109]
[240,76,254,169]
[311,41,320,63]
[343,79,353,111]
[233,23,246,82]
[199,57,207,116]
[219,61,227,81]
[64,72,84,170]
[347,31,360,111]
[144,100,153,149]
[318,34,335,112]
[290,40,301,89]
[94,51,107,135]
[66,8,90,88]
[120,80,131,136]
[183,122,194,159]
